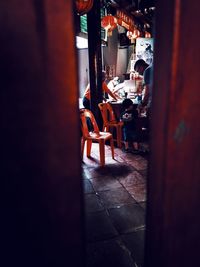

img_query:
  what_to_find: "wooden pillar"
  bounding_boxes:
[145,0,200,266]
[0,1,84,266]
[87,0,103,125]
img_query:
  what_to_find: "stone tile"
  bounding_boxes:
[82,156,100,167]
[128,158,148,171]
[139,202,146,210]
[98,188,136,209]
[86,238,136,267]
[119,152,138,162]
[82,167,95,179]
[138,169,148,178]
[82,143,114,161]
[84,193,104,213]
[91,176,123,192]
[114,147,126,155]
[119,171,145,187]
[112,155,127,163]
[83,179,95,194]
[125,154,145,162]
[85,164,133,180]
[83,167,105,179]
[83,166,114,179]
[108,204,145,234]
[83,143,148,265]
[109,164,134,177]
[85,211,118,242]
[103,156,118,165]
[121,230,145,267]
[125,183,147,203]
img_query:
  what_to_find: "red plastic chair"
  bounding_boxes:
[98,102,123,148]
[80,109,114,166]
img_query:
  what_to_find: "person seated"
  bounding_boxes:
[106,76,124,100]
[107,76,120,90]
[120,98,140,153]
[82,71,118,109]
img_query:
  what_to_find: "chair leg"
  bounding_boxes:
[117,125,122,148]
[105,125,109,132]
[81,138,85,158]
[86,140,92,157]
[110,137,115,159]
[99,140,105,166]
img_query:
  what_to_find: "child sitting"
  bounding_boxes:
[120,98,140,153]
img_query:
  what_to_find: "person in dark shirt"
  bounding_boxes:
[134,59,149,76]
[134,59,153,116]
[143,65,153,108]
[120,98,140,153]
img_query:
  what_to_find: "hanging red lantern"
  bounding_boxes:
[101,15,117,36]
[75,0,94,16]
[145,31,151,38]
[117,17,123,27]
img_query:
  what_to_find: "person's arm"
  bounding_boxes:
[107,80,115,91]
[140,66,152,106]
[103,82,118,101]
[141,84,150,106]
[106,80,121,100]
[113,82,125,93]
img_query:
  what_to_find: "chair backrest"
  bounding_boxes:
[98,103,117,125]
[80,109,99,137]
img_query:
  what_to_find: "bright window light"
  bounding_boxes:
[76,36,88,49]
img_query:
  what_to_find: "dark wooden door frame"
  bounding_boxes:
[145,0,200,266]
[1,0,200,266]
[1,1,84,266]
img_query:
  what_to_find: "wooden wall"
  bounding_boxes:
[1,0,200,266]
[0,1,84,266]
[146,0,200,266]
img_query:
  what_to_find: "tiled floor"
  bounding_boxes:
[82,142,148,267]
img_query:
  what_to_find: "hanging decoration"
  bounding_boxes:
[126,28,140,43]
[116,10,134,30]
[75,0,94,16]
[126,30,134,40]
[132,28,140,39]
[145,31,151,38]
[126,30,135,44]
[101,15,118,36]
